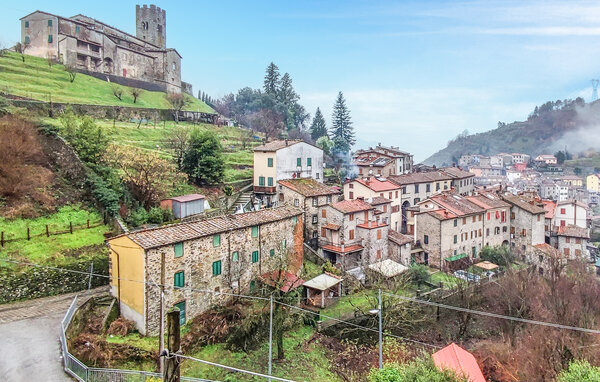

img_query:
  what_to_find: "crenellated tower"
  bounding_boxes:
[136,4,166,48]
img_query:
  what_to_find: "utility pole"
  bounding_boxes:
[378,288,383,369]
[164,308,181,382]
[159,285,165,374]
[268,295,273,382]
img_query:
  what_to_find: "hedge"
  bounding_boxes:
[0,255,109,304]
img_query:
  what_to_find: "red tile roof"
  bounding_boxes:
[279,178,340,197]
[429,194,485,216]
[321,243,364,254]
[388,230,413,246]
[541,200,556,219]
[557,224,589,239]
[331,199,374,214]
[465,193,510,209]
[357,221,388,229]
[260,270,305,293]
[432,343,486,382]
[352,177,400,192]
[254,140,302,151]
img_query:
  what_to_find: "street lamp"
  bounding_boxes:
[369,289,383,369]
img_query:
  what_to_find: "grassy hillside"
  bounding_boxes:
[423,99,600,166]
[0,52,213,113]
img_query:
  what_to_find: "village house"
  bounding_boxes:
[20,5,184,93]
[343,176,403,232]
[277,178,341,245]
[535,154,558,165]
[465,193,511,248]
[561,175,584,188]
[554,199,587,228]
[586,173,600,192]
[319,198,391,270]
[502,194,545,257]
[107,205,303,335]
[253,140,324,207]
[554,225,591,261]
[353,144,414,176]
[511,153,531,165]
[387,230,414,266]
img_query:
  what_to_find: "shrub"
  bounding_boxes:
[147,207,164,224]
[59,110,110,163]
[408,264,431,285]
[323,260,341,276]
[368,357,465,382]
[480,245,513,267]
[87,172,120,216]
[557,360,600,382]
[127,207,149,227]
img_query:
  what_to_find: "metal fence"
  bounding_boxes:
[60,295,214,382]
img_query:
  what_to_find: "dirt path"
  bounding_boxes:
[0,287,109,381]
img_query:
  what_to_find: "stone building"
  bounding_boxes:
[388,230,414,266]
[344,176,403,232]
[465,194,511,248]
[253,140,324,207]
[319,198,391,270]
[354,144,414,176]
[107,205,303,335]
[277,178,341,245]
[554,224,590,261]
[20,5,183,93]
[502,194,545,256]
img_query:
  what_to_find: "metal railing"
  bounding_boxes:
[60,295,214,382]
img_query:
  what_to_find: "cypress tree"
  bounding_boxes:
[263,62,281,95]
[330,91,355,150]
[278,73,298,105]
[310,108,328,140]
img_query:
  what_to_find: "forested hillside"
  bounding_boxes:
[423,98,600,166]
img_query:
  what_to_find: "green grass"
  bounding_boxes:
[429,270,460,289]
[320,291,375,320]
[106,332,159,352]
[301,260,323,280]
[0,205,109,263]
[0,52,213,112]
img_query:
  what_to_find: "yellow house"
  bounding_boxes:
[586,174,600,192]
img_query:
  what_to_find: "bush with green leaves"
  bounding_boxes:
[86,172,120,216]
[127,207,149,227]
[182,129,225,185]
[59,109,111,163]
[557,360,600,382]
[368,358,465,382]
[408,263,431,285]
[480,245,513,266]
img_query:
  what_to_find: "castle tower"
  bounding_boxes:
[136,4,166,49]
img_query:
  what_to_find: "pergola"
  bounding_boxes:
[474,261,499,271]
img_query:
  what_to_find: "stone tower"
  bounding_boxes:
[136,4,166,49]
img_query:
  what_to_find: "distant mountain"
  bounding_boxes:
[422,98,600,166]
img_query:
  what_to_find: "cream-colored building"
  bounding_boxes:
[253,140,324,206]
[586,174,600,192]
[344,176,402,232]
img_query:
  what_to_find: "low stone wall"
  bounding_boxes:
[77,69,168,93]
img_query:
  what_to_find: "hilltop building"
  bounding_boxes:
[353,144,414,177]
[20,4,184,93]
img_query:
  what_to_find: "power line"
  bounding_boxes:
[384,292,600,335]
[173,353,295,382]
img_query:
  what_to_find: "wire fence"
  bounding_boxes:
[59,295,215,382]
[0,219,106,247]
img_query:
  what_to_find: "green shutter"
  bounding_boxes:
[232,251,239,262]
[268,158,273,167]
[453,235,457,244]
[174,242,184,258]
[250,280,256,291]
[48,34,53,43]
[268,177,273,187]
[212,260,222,276]
[252,250,259,263]
[282,239,287,249]
[25,21,29,28]
[251,226,258,237]
[174,271,184,288]
[259,176,265,186]
[297,158,301,167]
[213,234,220,247]
[48,19,52,27]
[24,36,30,44]
[175,301,186,325]
[307,157,312,166]
[293,216,297,224]
[270,249,275,257]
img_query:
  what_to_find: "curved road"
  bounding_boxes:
[0,287,109,382]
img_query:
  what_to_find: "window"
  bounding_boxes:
[48,34,53,43]
[312,215,318,224]
[270,248,275,257]
[232,251,239,262]
[321,227,326,237]
[424,235,429,244]
[564,248,570,256]
[307,157,312,167]
[462,218,466,225]
[174,242,184,258]
[48,19,53,27]
[389,192,393,199]
[565,237,570,244]
[213,234,221,247]
[268,158,273,167]
[25,21,29,28]
[251,226,259,237]
[349,229,355,240]
[576,238,581,244]
[472,216,476,223]
[349,213,354,221]
[327,195,332,203]
[426,184,431,192]
[322,209,326,218]
[24,36,30,44]
[472,247,477,257]
[268,177,274,187]
[212,260,222,276]
[560,220,565,226]
[174,301,186,325]
[282,239,287,249]
[487,212,491,220]
[377,229,382,239]
[75,25,80,33]
[436,183,440,191]
[453,219,457,227]
[293,216,298,224]
[316,173,320,179]
[294,198,299,207]
[575,249,581,256]
[402,186,407,194]
[413,198,420,205]
[312,198,318,207]
[453,235,457,244]
[560,208,566,214]
[259,176,265,186]
[486,228,490,236]
[312,231,318,238]
[174,271,184,288]
[377,249,382,259]
[415,184,419,193]
[349,191,354,199]
[252,251,259,263]
[297,158,301,167]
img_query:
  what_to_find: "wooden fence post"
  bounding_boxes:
[46,225,49,237]
[1,231,4,247]
[27,227,30,241]
[87,219,90,229]
[164,308,181,382]
[69,222,73,234]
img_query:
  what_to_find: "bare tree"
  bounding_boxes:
[15,41,30,62]
[247,109,284,141]
[164,126,190,170]
[131,88,143,103]
[111,84,123,101]
[64,65,77,83]
[166,92,188,123]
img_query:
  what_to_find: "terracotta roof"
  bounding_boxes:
[114,205,302,249]
[556,199,588,209]
[279,178,340,197]
[321,243,364,254]
[534,243,561,257]
[465,193,510,209]
[357,221,388,229]
[429,193,485,216]
[557,224,589,239]
[368,196,392,205]
[260,270,305,293]
[169,193,205,203]
[541,200,556,219]
[432,343,486,382]
[354,156,394,166]
[331,199,374,214]
[352,177,400,192]
[303,273,342,291]
[388,230,413,246]
[442,167,475,179]
[502,195,545,214]
[388,171,452,186]
[254,140,314,152]
[424,209,459,221]
[322,223,341,230]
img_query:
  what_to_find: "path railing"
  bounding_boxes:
[60,295,214,382]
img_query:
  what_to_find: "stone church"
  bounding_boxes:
[20,4,184,93]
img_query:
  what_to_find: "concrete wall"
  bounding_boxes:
[276,143,324,182]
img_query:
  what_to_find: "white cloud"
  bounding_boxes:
[477,26,600,36]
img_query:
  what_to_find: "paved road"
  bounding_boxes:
[0,287,109,382]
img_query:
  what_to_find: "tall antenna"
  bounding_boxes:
[592,79,599,101]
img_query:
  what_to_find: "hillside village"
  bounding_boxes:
[2,3,600,382]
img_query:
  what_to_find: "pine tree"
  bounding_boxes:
[198,90,202,100]
[310,108,327,140]
[278,73,298,105]
[330,91,355,150]
[263,62,280,95]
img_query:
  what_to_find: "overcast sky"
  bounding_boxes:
[2,1,599,161]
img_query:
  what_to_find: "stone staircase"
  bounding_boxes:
[228,191,254,214]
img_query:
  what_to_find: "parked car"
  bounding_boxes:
[453,270,468,281]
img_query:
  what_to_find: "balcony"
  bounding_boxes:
[319,239,363,254]
[253,186,277,194]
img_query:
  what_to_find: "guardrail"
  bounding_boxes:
[59,295,214,382]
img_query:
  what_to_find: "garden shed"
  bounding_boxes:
[160,193,209,219]
[303,273,342,308]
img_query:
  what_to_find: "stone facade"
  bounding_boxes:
[344,177,402,232]
[354,144,414,176]
[503,195,545,257]
[20,5,182,93]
